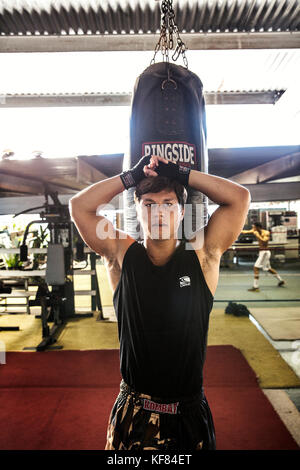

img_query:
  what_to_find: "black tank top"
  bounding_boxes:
[113,240,214,398]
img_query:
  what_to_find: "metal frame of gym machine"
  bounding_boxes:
[18,186,106,351]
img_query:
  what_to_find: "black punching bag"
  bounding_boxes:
[123,62,208,240]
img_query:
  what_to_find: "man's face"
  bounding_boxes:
[136,189,184,240]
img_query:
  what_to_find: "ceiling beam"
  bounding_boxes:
[0,91,285,107]
[1,182,298,214]
[0,32,299,53]
[230,152,300,184]
[0,173,44,195]
[0,173,80,196]
[244,182,300,202]
[76,158,108,184]
[0,158,88,193]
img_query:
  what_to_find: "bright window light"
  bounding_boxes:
[0,51,299,158]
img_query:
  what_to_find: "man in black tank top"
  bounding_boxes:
[69,154,250,451]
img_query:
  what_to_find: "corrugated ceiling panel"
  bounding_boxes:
[0,0,299,35]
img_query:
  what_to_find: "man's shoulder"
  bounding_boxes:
[189,239,220,297]
[104,233,136,268]
[192,241,221,268]
[189,227,222,261]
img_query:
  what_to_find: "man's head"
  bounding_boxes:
[253,222,262,231]
[134,176,187,240]
[134,176,187,208]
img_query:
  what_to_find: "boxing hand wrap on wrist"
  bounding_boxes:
[119,171,136,190]
[120,155,151,190]
[156,161,191,187]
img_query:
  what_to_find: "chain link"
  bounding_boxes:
[151,0,188,68]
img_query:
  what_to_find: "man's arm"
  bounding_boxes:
[241,229,254,234]
[69,155,153,262]
[145,155,251,258]
[69,175,132,262]
[188,170,251,258]
[254,230,270,242]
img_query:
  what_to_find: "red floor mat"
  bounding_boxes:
[0,346,298,450]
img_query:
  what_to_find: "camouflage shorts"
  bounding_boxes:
[105,380,216,450]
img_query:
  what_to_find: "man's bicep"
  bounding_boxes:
[70,210,118,258]
[204,203,249,255]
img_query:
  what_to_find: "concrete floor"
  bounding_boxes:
[217,258,300,383]
[217,258,300,446]
[216,257,300,308]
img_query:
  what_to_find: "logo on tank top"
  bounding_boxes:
[142,141,196,166]
[179,276,191,288]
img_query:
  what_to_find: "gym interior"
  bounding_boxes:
[0,0,299,453]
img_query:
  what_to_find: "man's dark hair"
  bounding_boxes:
[254,222,262,229]
[134,176,188,207]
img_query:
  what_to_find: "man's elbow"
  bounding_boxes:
[69,196,82,220]
[240,187,251,208]
[69,194,80,207]
[68,197,75,213]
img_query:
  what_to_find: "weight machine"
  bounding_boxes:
[16,187,105,351]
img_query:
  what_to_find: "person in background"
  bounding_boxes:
[241,222,285,292]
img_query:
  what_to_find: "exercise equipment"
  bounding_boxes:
[16,187,105,351]
[123,0,208,241]
[0,281,20,332]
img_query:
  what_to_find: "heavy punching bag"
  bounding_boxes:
[123,61,209,241]
[123,0,208,241]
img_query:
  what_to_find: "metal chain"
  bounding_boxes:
[151,0,188,68]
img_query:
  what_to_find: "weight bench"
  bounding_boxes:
[25,243,92,351]
[25,244,66,351]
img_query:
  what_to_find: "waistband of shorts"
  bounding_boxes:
[119,379,204,405]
